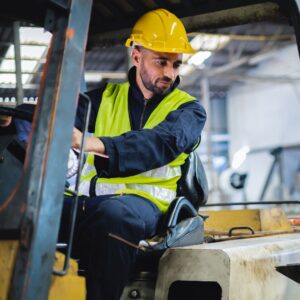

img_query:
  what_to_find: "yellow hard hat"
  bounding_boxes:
[125,9,196,54]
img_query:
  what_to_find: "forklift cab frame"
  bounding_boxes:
[1,1,300,299]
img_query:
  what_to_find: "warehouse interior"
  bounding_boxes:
[1,5,299,209]
[1,1,300,299]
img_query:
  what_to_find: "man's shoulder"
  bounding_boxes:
[175,93,206,115]
[87,82,130,99]
[85,82,108,101]
[172,87,195,99]
[80,81,130,114]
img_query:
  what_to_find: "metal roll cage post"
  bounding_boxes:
[6,0,93,299]
[53,93,91,276]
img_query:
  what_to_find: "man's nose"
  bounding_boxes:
[164,66,175,80]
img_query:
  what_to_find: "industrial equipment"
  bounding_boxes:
[1,1,300,299]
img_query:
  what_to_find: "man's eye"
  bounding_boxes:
[156,60,167,66]
[174,63,181,69]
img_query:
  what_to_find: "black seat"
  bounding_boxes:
[158,147,209,231]
[152,146,208,246]
[176,148,209,209]
[133,147,208,276]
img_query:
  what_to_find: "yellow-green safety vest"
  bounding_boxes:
[79,82,196,212]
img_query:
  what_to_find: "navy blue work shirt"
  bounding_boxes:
[75,67,206,178]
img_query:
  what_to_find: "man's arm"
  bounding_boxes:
[72,85,110,157]
[94,101,206,177]
[72,127,107,157]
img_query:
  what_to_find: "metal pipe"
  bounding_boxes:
[0,70,43,74]
[201,77,213,170]
[13,21,23,106]
[88,3,281,46]
[0,83,39,89]
[181,3,280,32]
[259,158,278,201]
[200,200,300,207]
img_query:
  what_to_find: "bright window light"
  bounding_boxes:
[20,27,51,44]
[180,33,231,77]
[1,56,37,72]
[5,44,47,59]
[0,27,51,85]
[0,74,29,84]
[232,146,250,170]
[84,73,103,83]
[190,33,230,51]
[179,64,195,76]
[0,59,14,71]
[187,51,212,66]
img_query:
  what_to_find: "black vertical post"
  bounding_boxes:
[279,0,300,58]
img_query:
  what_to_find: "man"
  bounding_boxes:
[67,8,206,299]
[1,8,206,300]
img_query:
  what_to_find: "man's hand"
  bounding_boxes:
[0,115,12,127]
[72,127,83,150]
[72,127,107,157]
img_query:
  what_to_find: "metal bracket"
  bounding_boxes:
[228,226,255,237]
[45,0,70,32]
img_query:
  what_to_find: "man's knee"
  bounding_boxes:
[92,197,145,240]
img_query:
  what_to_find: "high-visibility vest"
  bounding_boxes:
[79,82,196,212]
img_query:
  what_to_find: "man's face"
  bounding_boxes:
[133,47,182,97]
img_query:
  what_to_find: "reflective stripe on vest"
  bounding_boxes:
[78,82,196,212]
[94,183,176,203]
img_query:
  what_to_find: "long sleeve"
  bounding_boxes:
[95,100,206,177]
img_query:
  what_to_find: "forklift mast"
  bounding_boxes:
[1,1,300,299]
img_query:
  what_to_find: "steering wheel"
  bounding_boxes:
[0,106,34,123]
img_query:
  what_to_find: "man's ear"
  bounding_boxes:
[132,47,141,67]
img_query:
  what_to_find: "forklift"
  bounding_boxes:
[1,1,300,299]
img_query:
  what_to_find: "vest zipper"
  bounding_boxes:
[139,99,148,129]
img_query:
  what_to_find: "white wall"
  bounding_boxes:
[227,44,300,202]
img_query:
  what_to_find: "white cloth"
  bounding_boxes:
[66,149,79,179]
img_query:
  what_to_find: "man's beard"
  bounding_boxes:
[140,61,173,96]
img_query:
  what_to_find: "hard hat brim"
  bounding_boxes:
[125,38,196,54]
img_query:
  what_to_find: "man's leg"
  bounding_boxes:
[78,194,162,300]
[57,195,89,259]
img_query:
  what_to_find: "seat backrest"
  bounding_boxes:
[176,147,208,210]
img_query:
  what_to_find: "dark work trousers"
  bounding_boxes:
[58,194,162,300]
